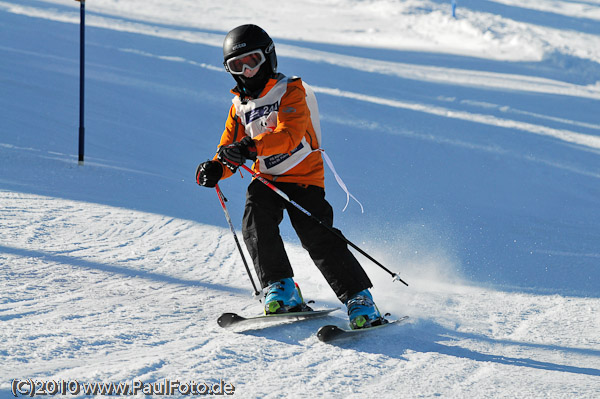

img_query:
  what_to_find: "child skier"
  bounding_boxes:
[196,24,384,329]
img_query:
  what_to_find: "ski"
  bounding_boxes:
[317,315,409,343]
[217,308,339,329]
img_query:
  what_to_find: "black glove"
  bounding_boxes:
[217,136,257,172]
[196,160,223,188]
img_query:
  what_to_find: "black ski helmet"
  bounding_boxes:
[223,24,277,96]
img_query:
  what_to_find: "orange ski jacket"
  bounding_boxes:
[214,74,325,188]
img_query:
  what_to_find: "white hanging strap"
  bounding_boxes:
[318,149,364,213]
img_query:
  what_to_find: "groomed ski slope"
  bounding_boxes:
[1,1,600,398]
[2,191,598,398]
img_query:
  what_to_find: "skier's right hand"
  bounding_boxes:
[196,160,223,188]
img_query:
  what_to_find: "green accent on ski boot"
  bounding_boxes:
[263,278,304,314]
[346,289,383,329]
[266,301,281,315]
[352,315,368,329]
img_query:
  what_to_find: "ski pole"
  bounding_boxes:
[238,164,408,286]
[215,184,261,298]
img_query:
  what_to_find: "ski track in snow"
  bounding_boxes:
[4,0,600,155]
[113,45,600,152]
[1,191,599,397]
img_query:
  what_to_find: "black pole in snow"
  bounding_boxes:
[77,0,85,165]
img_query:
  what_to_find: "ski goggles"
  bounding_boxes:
[225,49,266,75]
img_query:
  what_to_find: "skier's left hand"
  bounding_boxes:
[196,160,223,187]
[217,136,257,172]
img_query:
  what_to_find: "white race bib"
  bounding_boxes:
[232,77,313,175]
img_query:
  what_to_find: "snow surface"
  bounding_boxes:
[1,0,599,398]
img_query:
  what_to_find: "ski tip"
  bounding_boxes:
[316,324,344,342]
[217,312,245,328]
[317,315,410,343]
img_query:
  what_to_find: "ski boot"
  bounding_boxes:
[346,289,386,329]
[264,278,310,314]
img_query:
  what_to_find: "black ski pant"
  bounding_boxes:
[242,179,372,304]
